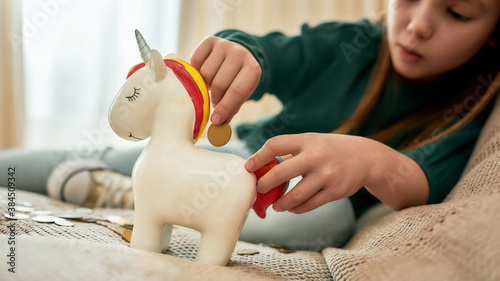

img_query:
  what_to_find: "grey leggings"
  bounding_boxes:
[0,140,355,250]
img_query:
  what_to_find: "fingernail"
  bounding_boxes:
[211,114,221,125]
[245,159,254,171]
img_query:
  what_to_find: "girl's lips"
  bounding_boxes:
[397,44,424,62]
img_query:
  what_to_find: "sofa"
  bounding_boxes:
[1,97,500,281]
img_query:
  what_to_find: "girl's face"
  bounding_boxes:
[387,0,500,81]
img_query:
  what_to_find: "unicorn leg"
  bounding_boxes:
[196,226,241,266]
[131,210,173,252]
[160,223,174,251]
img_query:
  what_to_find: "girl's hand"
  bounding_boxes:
[190,36,261,125]
[245,133,377,214]
[245,133,429,214]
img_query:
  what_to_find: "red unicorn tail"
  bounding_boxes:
[252,157,289,219]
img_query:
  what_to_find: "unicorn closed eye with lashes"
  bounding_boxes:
[108,30,288,266]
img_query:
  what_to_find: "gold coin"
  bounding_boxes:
[269,243,295,254]
[207,123,232,147]
[107,224,132,242]
[278,248,296,254]
[121,228,132,242]
[269,244,282,249]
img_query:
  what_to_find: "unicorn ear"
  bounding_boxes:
[149,49,168,82]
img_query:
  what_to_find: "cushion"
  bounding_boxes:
[322,96,500,281]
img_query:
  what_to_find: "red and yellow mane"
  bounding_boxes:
[126,59,210,142]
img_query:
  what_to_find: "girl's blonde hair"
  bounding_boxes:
[335,23,500,150]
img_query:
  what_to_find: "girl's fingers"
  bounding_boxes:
[223,63,262,123]
[198,47,226,89]
[272,176,323,212]
[256,155,304,194]
[190,36,215,71]
[190,37,261,125]
[246,135,303,172]
[287,189,332,214]
[210,59,241,108]
[212,63,260,124]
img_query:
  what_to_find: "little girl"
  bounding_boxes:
[1,0,499,251]
[189,0,500,246]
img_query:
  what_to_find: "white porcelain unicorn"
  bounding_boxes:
[108,30,287,266]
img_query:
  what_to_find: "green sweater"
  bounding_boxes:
[216,19,491,216]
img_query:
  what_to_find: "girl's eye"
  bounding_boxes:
[448,9,470,22]
[126,87,141,102]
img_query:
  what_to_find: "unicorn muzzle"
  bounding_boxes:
[108,111,147,141]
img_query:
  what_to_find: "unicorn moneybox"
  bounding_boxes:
[108,30,288,266]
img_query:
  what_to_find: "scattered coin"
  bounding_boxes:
[15,206,35,213]
[107,215,133,227]
[121,229,132,242]
[76,208,93,214]
[207,123,232,147]
[269,243,296,254]
[56,214,83,220]
[107,224,132,242]
[31,210,53,216]
[96,220,112,227]
[32,215,59,223]
[4,213,30,220]
[0,199,34,207]
[77,217,100,223]
[14,200,34,207]
[54,218,75,227]
[278,248,296,254]
[237,249,259,255]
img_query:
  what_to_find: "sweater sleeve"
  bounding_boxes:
[215,19,383,102]
[401,111,491,204]
[350,109,491,218]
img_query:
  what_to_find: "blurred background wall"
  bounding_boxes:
[0,0,386,150]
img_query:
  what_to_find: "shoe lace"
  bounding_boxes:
[87,170,134,209]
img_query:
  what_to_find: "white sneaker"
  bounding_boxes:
[47,159,134,209]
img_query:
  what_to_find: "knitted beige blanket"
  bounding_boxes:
[0,188,331,280]
[1,99,499,280]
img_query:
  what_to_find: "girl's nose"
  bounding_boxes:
[407,5,434,40]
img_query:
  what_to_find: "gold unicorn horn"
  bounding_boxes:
[135,29,151,63]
